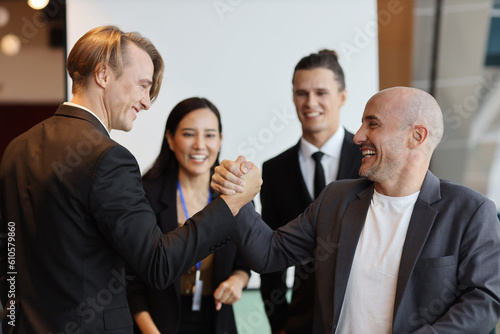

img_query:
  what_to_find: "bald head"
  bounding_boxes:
[369,87,444,154]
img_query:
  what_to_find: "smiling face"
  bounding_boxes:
[167,108,222,178]
[104,42,154,131]
[292,68,347,144]
[353,95,410,184]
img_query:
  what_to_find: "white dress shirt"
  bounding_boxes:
[298,126,345,199]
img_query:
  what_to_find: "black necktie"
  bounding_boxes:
[312,151,325,198]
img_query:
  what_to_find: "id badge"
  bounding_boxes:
[192,270,203,311]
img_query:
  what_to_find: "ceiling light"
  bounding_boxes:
[28,0,50,10]
[0,6,9,28]
[1,34,22,56]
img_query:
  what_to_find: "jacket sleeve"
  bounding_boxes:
[126,274,150,316]
[235,197,318,275]
[231,248,251,277]
[233,194,319,334]
[89,145,237,290]
[230,201,252,278]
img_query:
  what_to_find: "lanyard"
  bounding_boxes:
[177,180,212,273]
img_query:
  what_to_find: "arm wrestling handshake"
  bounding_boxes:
[212,156,262,215]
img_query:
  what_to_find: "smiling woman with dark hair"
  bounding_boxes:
[127,97,250,334]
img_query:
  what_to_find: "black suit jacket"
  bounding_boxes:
[239,171,500,333]
[127,171,250,333]
[0,105,236,333]
[259,130,362,333]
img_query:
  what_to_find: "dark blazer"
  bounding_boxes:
[259,130,362,333]
[239,171,500,334]
[127,171,250,333]
[0,105,236,333]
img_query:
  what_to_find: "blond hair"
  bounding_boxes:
[67,25,164,103]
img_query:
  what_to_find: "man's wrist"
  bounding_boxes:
[220,194,242,216]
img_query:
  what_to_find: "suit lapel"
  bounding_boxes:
[332,185,374,324]
[289,141,314,204]
[392,171,441,322]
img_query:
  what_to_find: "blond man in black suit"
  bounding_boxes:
[0,26,258,333]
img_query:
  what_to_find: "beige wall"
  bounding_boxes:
[0,1,65,103]
[0,47,65,103]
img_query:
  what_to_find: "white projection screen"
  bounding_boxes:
[66,0,379,178]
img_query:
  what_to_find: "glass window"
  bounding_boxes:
[485,0,500,66]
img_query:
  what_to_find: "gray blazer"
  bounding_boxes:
[236,171,500,333]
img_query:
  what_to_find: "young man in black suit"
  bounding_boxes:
[0,26,259,333]
[259,50,363,334]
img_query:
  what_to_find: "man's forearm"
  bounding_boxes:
[220,194,246,216]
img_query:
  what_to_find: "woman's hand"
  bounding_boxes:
[213,270,250,310]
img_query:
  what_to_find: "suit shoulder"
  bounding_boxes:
[439,178,490,204]
[97,144,139,170]
[341,131,362,156]
[344,129,356,139]
[323,178,372,200]
[262,145,298,169]
[48,111,119,155]
[328,177,371,191]
[318,178,372,208]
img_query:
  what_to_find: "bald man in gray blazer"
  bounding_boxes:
[213,87,500,334]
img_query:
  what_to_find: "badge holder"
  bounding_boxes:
[192,264,203,311]
[178,181,210,312]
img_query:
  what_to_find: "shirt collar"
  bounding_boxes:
[63,102,110,135]
[300,126,345,159]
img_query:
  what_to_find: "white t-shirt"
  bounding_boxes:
[336,190,420,333]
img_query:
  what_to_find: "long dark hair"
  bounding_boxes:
[143,97,222,180]
[292,49,345,91]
